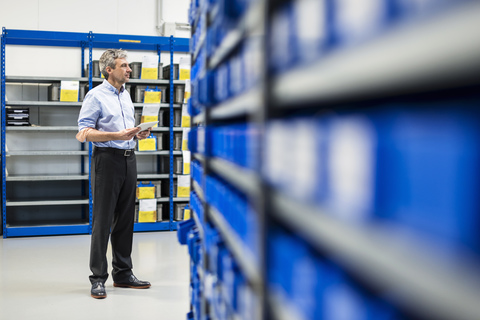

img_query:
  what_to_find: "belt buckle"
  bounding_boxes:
[124,149,132,156]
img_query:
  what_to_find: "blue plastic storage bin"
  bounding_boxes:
[177,218,196,245]
[372,106,480,254]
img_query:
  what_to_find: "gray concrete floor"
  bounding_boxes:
[0,232,190,320]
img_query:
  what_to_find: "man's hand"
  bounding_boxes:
[117,127,141,141]
[136,128,151,140]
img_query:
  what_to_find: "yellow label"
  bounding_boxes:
[137,187,155,199]
[180,69,190,80]
[141,116,158,127]
[183,209,191,220]
[138,138,156,151]
[181,115,191,127]
[184,91,191,101]
[60,89,78,102]
[177,186,190,198]
[141,67,158,80]
[182,140,189,151]
[119,39,141,43]
[183,162,190,175]
[138,211,156,223]
[144,90,161,103]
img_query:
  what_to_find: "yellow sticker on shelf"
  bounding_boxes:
[177,186,190,198]
[137,186,155,199]
[138,211,157,223]
[183,209,191,220]
[181,115,191,128]
[183,162,190,175]
[141,67,158,80]
[60,89,78,102]
[179,69,190,80]
[182,140,189,151]
[138,138,156,151]
[144,91,161,104]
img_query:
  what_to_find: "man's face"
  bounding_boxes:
[108,58,132,84]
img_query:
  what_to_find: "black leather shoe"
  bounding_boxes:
[114,275,151,289]
[91,282,107,299]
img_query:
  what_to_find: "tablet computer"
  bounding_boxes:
[136,121,158,132]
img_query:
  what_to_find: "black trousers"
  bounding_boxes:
[89,147,137,284]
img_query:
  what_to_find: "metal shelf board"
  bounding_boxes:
[137,174,170,179]
[208,206,261,287]
[193,153,205,164]
[6,101,83,107]
[133,103,174,108]
[6,174,88,181]
[193,209,204,239]
[211,87,262,120]
[5,224,90,237]
[125,79,170,85]
[273,1,480,108]
[6,126,78,131]
[193,32,206,63]
[134,221,170,232]
[7,150,88,156]
[269,290,307,320]
[6,199,89,207]
[193,111,205,125]
[208,0,263,70]
[173,197,189,202]
[173,80,187,85]
[135,197,170,203]
[5,76,90,83]
[135,151,170,155]
[150,127,185,132]
[3,29,88,47]
[209,157,261,198]
[271,191,480,320]
[193,180,205,203]
[90,32,189,52]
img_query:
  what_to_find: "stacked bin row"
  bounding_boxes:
[181,192,259,320]
[191,160,203,192]
[210,123,259,170]
[200,221,259,320]
[263,99,480,255]
[269,0,467,74]
[189,0,263,111]
[205,174,260,263]
[268,227,402,320]
[178,219,203,319]
[187,0,263,319]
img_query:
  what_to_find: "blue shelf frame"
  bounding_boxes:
[0,29,189,238]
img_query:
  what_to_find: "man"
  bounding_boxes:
[77,49,153,299]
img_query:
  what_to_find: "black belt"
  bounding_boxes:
[95,147,135,156]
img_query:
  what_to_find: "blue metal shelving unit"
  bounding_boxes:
[0,29,189,238]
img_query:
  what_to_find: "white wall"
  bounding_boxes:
[0,0,190,77]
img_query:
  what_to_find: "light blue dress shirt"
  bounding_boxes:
[78,79,136,150]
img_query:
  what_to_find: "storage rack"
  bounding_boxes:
[184,1,480,320]
[0,28,189,238]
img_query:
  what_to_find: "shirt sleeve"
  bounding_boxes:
[78,91,101,133]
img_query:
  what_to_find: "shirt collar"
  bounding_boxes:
[102,79,125,94]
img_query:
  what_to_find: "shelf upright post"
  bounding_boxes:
[169,36,174,230]
[87,31,94,234]
[80,40,87,221]
[157,44,162,71]
[1,27,6,238]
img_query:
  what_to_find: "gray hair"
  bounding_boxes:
[99,49,128,79]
